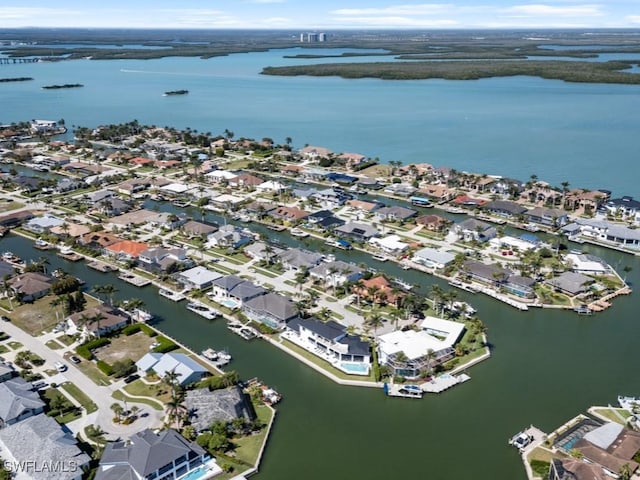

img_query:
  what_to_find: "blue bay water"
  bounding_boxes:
[1,48,639,196]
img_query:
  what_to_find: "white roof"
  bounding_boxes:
[160,182,192,194]
[257,180,286,191]
[206,170,237,180]
[369,234,409,251]
[565,253,608,273]
[413,247,456,265]
[489,235,537,251]
[213,193,244,205]
[179,266,222,285]
[583,422,623,450]
[420,316,466,347]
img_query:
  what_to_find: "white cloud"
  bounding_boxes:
[331,4,452,16]
[0,7,81,20]
[502,4,604,17]
[626,15,640,24]
[330,16,459,27]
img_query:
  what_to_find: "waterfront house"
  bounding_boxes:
[564,189,608,214]
[571,422,640,477]
[353,276,404,306]
[336,152,367,170]
[488,235,538,253]
[416,214,451,232]
[54,177,85,194]
[312,188,349,208]
[383,183,416,197]
[185,386,255,432]
[105,240,149,261]
[23,214,65,234]
[8,272,52,302]
[106,209,158,230]
[0,413,90,480]
[243,241,285,263]
[13,175,41,193]
[206,224,253,250]
[565,253,610,275]
[138,246,189,273]
[0,377,45,428]
[525,206,568,228]
[112,178,151,196]
[454,218,497,243]
[85,189,114,204]
[307,209,337,224]
[66,305,130,338]
[325,172,358,185]
[211,193,245,209]
[78,230,122,250]
[269,206,310,223]
[308,260,364,286]
[286,317,371,374]
[503,275,536,298]
[334,222,379,242]
[418,184,456,203]
[548,458,609,480]
[228,281,267,306]
[49,222,89,240]
[462,260,509,285]
[95,428,216,480]
[181,220,218,238]
[481,200,527,218]
[546,271,593,296]
[369,235,410,254]
[228,172,264,189]
[412,247,456,269]
[175,266,222,291]
[210,275,245,300]
[277,248,323,272]
[95,197,131,217]
[563,218,640,250]
[300,145,333,160]
[245,201,278,218]
[256,180,288,193]
[374,205,418,222]
[377,316,464,379]
[0,210,35,228]
[346,199,381,213]
[242,292,298,329]
[136,353,208,386]
[452,194,486,208]
[604,196,640,224]
[292,187,318,200]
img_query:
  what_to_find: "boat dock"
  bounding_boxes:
[159,288,186,302]
[57,251,83,262]
[118,272,151,287]
[87,260,118,273]
[587,286,632,312]
[385,383,423,399]
[420,373,470,393]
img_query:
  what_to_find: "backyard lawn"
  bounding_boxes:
[96,331,155,363]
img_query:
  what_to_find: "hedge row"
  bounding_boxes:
[75,337,111,360]
[122,323,156,337]
[96,360,114,376]
[152,336,178,354]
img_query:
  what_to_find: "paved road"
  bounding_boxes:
[0,319,163,440]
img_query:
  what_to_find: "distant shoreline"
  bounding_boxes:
[42,83,84,90]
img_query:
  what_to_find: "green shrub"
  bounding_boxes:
[152,336,178,354]
[96,360,114,376]
[122,324,142,336]
[530,460,550,477]
[83,337,111,350]
[140,324,156,337]
[76,346,92,360]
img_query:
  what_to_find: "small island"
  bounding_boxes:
[0,77,33,83]
[42,83,84,89]
[163,89,189,96]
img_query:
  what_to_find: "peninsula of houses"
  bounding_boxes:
[0,118,635,478]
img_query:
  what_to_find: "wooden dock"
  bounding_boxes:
[57,252,83,262]
[118,272,151,287]
[87,260,118,273]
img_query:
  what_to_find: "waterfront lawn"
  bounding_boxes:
[10,294,100,336]
[233,404,273,465]
[60,381,98,414]
[592,407,631,425]
[123,378,172,404]
[112,389,164,411]
[280,338,376,382]
[96,331,155,364]
[534,285,571,306]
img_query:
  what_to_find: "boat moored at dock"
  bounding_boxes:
[201,348,232,367]
[187,301,221,320]
[159,288,186,302]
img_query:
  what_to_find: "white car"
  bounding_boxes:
[54,361,67,373]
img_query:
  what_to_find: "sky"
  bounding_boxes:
[1,1,640,30]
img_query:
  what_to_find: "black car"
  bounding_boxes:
[124,374,140,384]
[0,316,10,322]
[69,355,81,364]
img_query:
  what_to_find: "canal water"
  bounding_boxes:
[1,208,639,479]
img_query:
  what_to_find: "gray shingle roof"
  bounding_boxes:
[0,377,45,424]
[243,293,297,322]
[211,275,245,292]
[98,429,205,479]
[0,413,90,480]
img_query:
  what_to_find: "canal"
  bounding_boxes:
[1,205,639,479]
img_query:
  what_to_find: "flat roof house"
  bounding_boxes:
[23,214,65,234]
[412,247,456,269]
[95,429,217,480]
[0,413,90,480]
[242,292,298,330]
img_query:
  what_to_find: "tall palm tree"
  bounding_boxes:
[93,284,118,306]
[163,369,181,396]
[110,403,124,423]
[366,313,384,338]
[166,391,187,427]
[430,284,445,314]
[326,266,339,296]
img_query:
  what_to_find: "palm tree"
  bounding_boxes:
[326,266,339,297]
[93,284,118,306]
[430,284,445,314]
[560,180,570,208]
[294,269,307,296]
[425,348,436,376]
[352,279,364,308]
[619,463,632,480]
[366,285,381,306]
[86,312,106,338]
[163,369,181,395]
[366,313,384,337]
[110,403,124,423]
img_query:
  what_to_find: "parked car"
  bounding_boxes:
[54,361,67,373]
[31,380,47,390]
[69,356,81,364]
[0,316,10,322]
[124,374,139,384]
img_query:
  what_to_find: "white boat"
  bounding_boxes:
[618,396,640,412]
[131,308,153,323]
[202,348,232,367]
[172,199,190,208]
[228,322,260,340]
[372,253,388,262]
[34,238,50,249]
[524,223,540,232]
[58,245,73,255]
[159,288,185,302]
[290,228,309,238]
[395,279,413,291]
[186,301,221,320]
[448,279,480,293]
[451,301,477,316]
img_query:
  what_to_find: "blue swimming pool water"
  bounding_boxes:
[220,299,239,309]
[558,436,580,451]
[179,466,208,480]
[340,362,369,375]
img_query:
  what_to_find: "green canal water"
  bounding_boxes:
[1,228,638,479]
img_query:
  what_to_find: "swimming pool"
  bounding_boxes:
[339,361,370,375]
[219,298,239,309]
[178,465,208,480]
